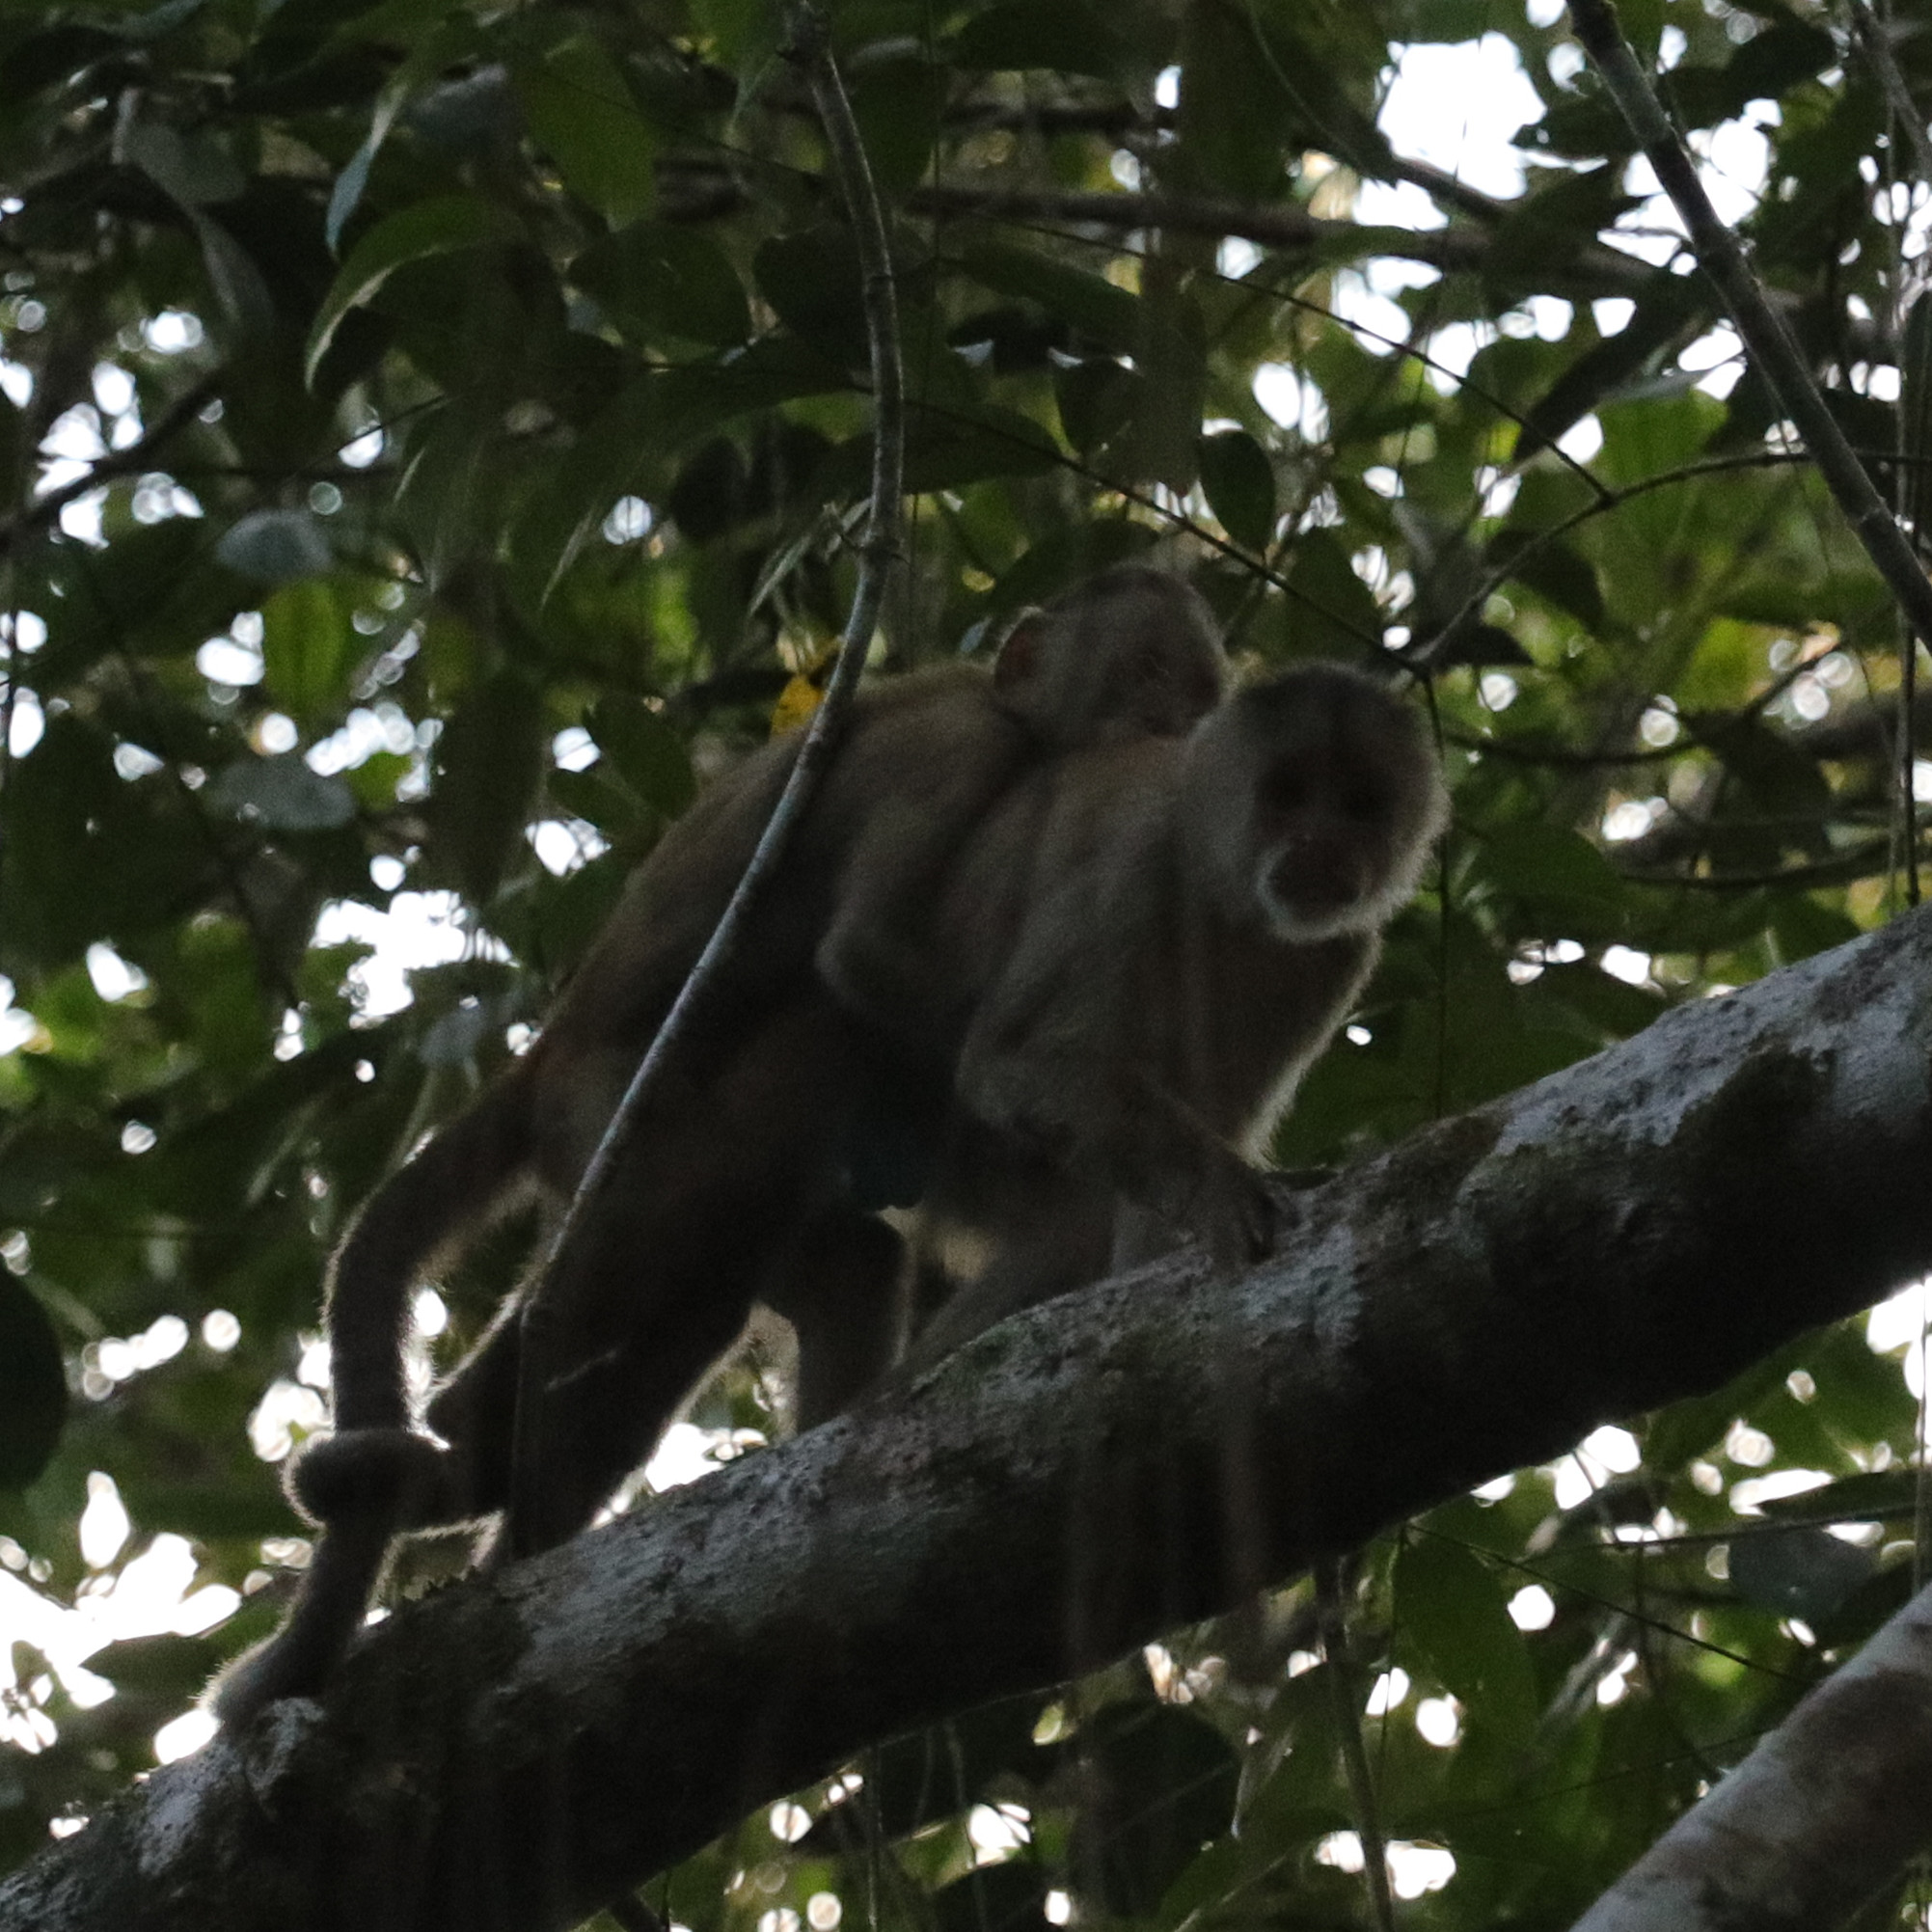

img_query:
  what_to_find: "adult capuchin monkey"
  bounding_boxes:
[893,660,1450,1377]
[211,563,1229,1723]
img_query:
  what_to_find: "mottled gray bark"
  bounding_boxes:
[5,906,1931,1932]
[1571,1576,1932,1932]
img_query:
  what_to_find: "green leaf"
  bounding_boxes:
[849,53,942,192]
[571,221,749,347]
[1175,0,1293,200]
[952,0,1130,78]
[1904,291,1932,539]
[686,0,780,76]
[215,508,332,585]
[306,195,523,383]
[259,577,368,718]
[1199,429,1276,552]
[1728,1525,1875,1622]
[513,33,656,228]
[1075,1703,1239,1918]
[0,1278,66,1488]
[1475,823,1625,928]
[326,16,482,249]
[819,403,1058,496]
[754,227,868,364]
[509,378,659,599]
[931,1865,1048,1932]
[1122,277,1207,491]
[120,119,245,205]
[1396,1537,1537,1743]
[958,241,1141,355]
[587,696,695,819]
[548,765,647,837]
[1054,359,1137,457]
[1484,529,1605,628]
[1283,529,1383,655]
[208,755,358,832]
[430,670,547,904]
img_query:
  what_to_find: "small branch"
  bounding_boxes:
[1567,0,1932,646]
[1316,1563,1396,1932]
[1837,0,1927,909]
[1619,839,1912,892]
[1571,1576,1932,1931]
[906,180,1656,299]
[1845,0,1932,188]
[0,369,223,547]
[1413,449,1810,667]
[939,100,1512,225]
[509,0,905,1531]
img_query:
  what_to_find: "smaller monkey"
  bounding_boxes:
[896,661,1449,1375]
[212,564,1228,1723]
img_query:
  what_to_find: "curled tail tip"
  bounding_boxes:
[289,1427,451,1525]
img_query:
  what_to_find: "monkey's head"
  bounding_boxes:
[993,564,1229,748]
[1187,664,1447,941]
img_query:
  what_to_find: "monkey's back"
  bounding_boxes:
[529,664,1028,1179]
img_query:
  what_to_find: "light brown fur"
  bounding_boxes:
[898,663,1449,1374]
[211,565,1228,1721]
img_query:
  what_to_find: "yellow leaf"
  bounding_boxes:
[771,672,825,736]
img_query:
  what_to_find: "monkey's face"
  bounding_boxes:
[998,567,1230,748]
[1118,627,1231,740]
[1253,753,1404,938]
[1193,667,1446,941]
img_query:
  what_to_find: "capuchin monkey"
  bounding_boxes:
[895,661,1450,1377]
[211,564,1228,1724]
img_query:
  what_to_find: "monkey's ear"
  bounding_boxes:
[991,609,1048,696]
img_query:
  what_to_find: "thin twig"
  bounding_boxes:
[1315,1561,1396,1932]
[0,369,223,546]
[1567,0,1932,645]
[1846,0,1928,909]
[1620,838,1912,892]
[1413,448,1810,667]
[1845,0,1932,186]
[907,179,1655,299]
[602,1891,665,1932]
[506,0,905,1547]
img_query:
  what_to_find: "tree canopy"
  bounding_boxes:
[1,0,1930,1924]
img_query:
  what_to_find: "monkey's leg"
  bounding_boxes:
[761,1209,906,1428]
[962,1024,1279,1271]
[504,1183,764,1560]
[890,1171,1115,1384]
[422,1291,530,1523]
[505,1002,865,1556]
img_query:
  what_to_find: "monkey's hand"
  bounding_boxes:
[289,1428,455,1531]
[1191,1147,1283,1273]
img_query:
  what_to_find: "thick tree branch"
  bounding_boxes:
[8,907,1932,1932]
[1572,1576,1932,1931]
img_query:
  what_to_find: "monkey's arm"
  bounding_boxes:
[949,866,1279,1272]
[960,1037,1279,1267]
